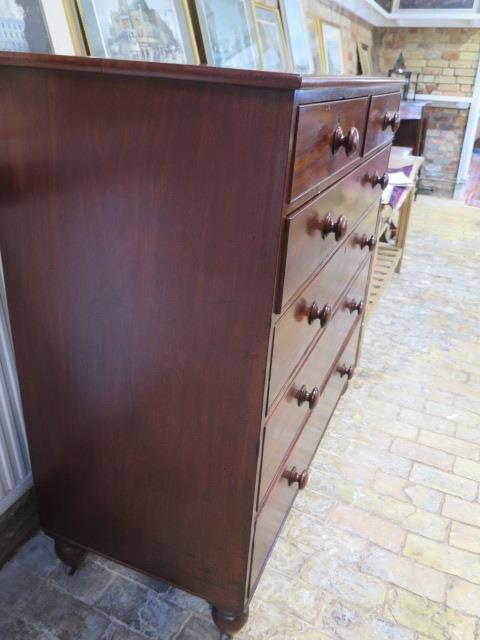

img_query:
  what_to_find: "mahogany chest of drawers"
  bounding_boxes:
[0,53,402,636]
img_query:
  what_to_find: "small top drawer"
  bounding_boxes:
[290,97,369,203]
[364,92,401,154]
[277,145,390,312]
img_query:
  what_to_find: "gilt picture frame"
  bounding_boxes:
[193,0,261,70]
[306,15,325,73]
[0,0,84,55]
[254,3,290,72]
[279,0,313,74]
[357,40,373,75]
[74,0,199,64]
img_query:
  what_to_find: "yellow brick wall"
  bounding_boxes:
[374,28,480,97]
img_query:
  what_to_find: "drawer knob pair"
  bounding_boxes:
[345,298,364,315]
[337,364,355,380]
[360,233,377,252]
[322,212,348,241]
[297,385,320,409]
[371,171,389,190]
[333,125,360,156]
[383,111,401,133]
[283,466,309,490]
[308,301,332,327]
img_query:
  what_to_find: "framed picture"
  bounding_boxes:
[193,0,261,70]
[320,21,343,75]
[0,0,84,55]
[305,15,325,73]
[254,3,289,72]
[279,0,313,74]
[74,0,199,64]
[357,41,373,75]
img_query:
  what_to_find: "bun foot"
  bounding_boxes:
[54,539,86,575]
[212,606,249,636]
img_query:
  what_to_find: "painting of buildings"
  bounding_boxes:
[0,0,51,53]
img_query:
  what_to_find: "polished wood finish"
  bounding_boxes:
[269,204,378,406]
[278,146,391,311]
[394,101,430,156]
[251,322,362,591]
[0,53,401,636]
[54,539,87,575]
[261,258,371,505]
[290,97,369,202]
[364,92,401,154]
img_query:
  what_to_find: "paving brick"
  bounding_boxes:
[375,420,418,441]
[457,424,480,444]
[0,612,51,640]
[410,463,477,500]
[447,577,480,617]
[450,521,480,553]
[362,546,446,602]
[404,484,443,513]
[95,576,189,639]
[102,622,150,640]
[453,457,480,481]
[418,430,480,460]
[257,567,321,623]
[329,503,405,553]
[385,588,476,640]
[48,557,115,605]
[404,534,480,584]
[0,559,44,612]
[399,408,455,435]
[175,615,221,640]
[403,508,449,541]
[391,437,454,470]
[443,495,480,527]
[373,471,408,501]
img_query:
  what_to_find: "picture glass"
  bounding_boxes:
[322,22,342,75]
[196,0,260,69]
[255,5,287,72]
[280,0,312,74]
[77,0,198,63]
[0,0,52,53]
[306,16,323,73]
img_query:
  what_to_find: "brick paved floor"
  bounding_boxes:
[1,195,480,639]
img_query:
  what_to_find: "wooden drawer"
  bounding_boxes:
[261,260,370,504]
[290,97,369,203]
[277,146,390,312]
[251,323,362,592]
[365,92,401,154]
[269,203,378,405]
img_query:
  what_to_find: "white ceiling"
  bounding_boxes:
[342,0,480,27]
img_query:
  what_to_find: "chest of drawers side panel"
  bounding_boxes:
[0,63,295,612]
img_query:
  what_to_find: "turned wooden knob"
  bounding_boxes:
[360,233,377,251]
[333,125,360,156]
[337,364,354,380]
[384,110,401,132]
[345,298,364,315]
[308,302,332,326]
[371,171,389,190]
[322,213,348,241]
[283,466,309,489]
[297,385,320,409]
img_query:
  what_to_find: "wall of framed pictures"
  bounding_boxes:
[0,0,374,76]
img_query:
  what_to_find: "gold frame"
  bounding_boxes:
[62,0,88,55]
[318,19,344,75]
[254,3,291,72]
[73,0,200,64]
[306,16,326,74]
[357,41,373,75]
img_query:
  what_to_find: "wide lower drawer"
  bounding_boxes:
[261,260,370,505]
[290,97,369,203]
[277,146,390,312]
[269,205,377,406]
[251,323,362,593]
[365,92,401,155]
